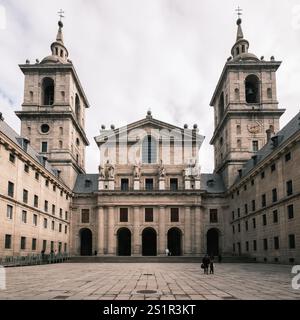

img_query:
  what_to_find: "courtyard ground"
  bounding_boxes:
[0,263,299,300]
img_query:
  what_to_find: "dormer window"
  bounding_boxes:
[84,180,92,188]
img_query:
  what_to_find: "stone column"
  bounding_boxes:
[184,206,192,255]
[195,206,201,255]
[107,206,115,255]
[97,207,104,255]
[133,206,140,255]
[158,206,166,255]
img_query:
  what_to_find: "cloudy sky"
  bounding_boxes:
[0,0,300,174]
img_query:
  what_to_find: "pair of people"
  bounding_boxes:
[165,248,172,256]
[202,254,214,274]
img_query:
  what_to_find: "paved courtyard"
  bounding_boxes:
[0,263,299,300]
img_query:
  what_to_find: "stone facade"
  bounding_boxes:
[0,17,299,264]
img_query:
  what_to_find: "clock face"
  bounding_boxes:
[247,122,261,134]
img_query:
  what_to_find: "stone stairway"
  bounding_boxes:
[67,255,256,263]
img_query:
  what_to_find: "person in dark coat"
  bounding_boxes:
[202,254,210,275]
[209,255,214,274]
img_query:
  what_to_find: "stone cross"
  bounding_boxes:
[58,9,65,22]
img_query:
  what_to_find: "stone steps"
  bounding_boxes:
[67,255,256,263]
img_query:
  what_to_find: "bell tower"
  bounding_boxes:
[210,14,285,189]
[16,19,90,189]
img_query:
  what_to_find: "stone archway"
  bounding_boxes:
[117,228,131,256]
[80,228,92,256]
[142,227,157,256]
[167,227,182,256]
[207,228,220,256]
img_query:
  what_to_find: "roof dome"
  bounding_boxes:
[40,55,65,64]
[232,52,259,62]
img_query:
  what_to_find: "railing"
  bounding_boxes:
[0,253,70,267]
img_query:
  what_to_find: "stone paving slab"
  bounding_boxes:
[0,263,299,300]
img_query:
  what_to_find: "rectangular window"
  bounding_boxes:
[42,240,47,252]
[289,234,296,249]
[64,243,67,252]
[171,208,179,222]
[244,204,248,215]
[58,242,62,253]
[41,142,48,153]
[251,179,255,186]
[252,140,259,152]
[34,195,38,208]
[170,178,178,191]
[52,204,56,215]
[273,210,278,223]
[232,211,235,220]
[286,180,293,196]
[246,241,249,252]
[32,238,37,251]
[81,209,90,223]
[209,209,218,223]
[272,188,277,202]
[262,214,267,226]
[43,218,47,229]
[5,235,12,249]
[59,224,62,232]
[145,179,154,191]
[261,171,265,179]
[52,221,55,230]
[121,179,129,191]
[44,200,48,212]
[232,225,235,234]
[53,185,56,192]
[237,208,240,218]
[288,204,294,219]
[285,152,291,162]
[145,208,153,222]
[252,200,256,212]
[9,153,16,163]
[120,208,128,222]
[271,163,276,172]
[22,210,27,223]
[35,172,39,180]
[20,237,26,250]
[23,189,28,203]
[245,220,248,231]
[51,241,54,252]
[65,225,67,234]
[252,218,256,229]
[59,208,63,218]
[274,237,280,250]
[8,181,14,197]
[263,238,268,250]
[33,214,38,226]
[261,194,266,207]
[238,223,241,233]
[45,179,49,187]
[253,240,257,251]
[7,205,13,219]
[24,164,29,173]
[65,211,68,220]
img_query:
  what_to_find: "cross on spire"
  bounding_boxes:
[58,9,65,22]
[235,6,243,19]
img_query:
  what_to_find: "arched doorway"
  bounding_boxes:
[117,228,131,256]
[80,228,92,256]
[142,227,157,256]
[207,228,220,256]
[167,228,182,256]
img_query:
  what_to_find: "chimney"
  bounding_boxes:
[271,135,279,148]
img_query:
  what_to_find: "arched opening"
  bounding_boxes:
[117,228,131,256]
[218,92,225,122]
[167,228,182,256]
[207,228,220,256]
[80,228,92,256]
[142,227,157,256]
[245,75,260,104]
[75,94,81,122]
[142,135,157,164]
[42,78,54,105]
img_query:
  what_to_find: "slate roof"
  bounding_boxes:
[73,174,99,193]
[235,111,300,183]
[201,173,226,194]
[0,119,59,176]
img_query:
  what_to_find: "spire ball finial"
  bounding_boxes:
[237,18,242,25]
[58,20,63,28]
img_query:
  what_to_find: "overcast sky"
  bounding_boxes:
[1,0,300,174]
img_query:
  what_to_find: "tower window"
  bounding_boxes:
[218,92,225,121]
[242,45,245,53]
[142,135,157,164]
[76,138,80,146]
[60,49,64,57]
[41,124,50,133]
[236,125,241,135]
[252,140,258,152]
[75,94,81,122]
[29,91,34,102]
[41,142,48,153]
[55,47,58,55]
[237,139,241,149]
[59,127,63,135]
[267,88,272,99]
[42,77,54,105]
[235,88,240,101]
[59,140,63,149]
[236,47,240,55]
[245,75,260,104]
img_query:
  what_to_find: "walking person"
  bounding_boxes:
[209,255,214,274]
[202,254,210,275]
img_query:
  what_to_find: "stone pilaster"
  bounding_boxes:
[158,206,166,255]
[184,206,192,254]
[195,206,201,255]
[97,207,104,255]
[133,206,140,255]
[107,206,115,255]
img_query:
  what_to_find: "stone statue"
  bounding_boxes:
[98,165,105,179]
[158,160,166,178]
[104,160,115,179]
[133,162,141,178]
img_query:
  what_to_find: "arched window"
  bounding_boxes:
[236,125,241,135]
[218,92,225,122]
[237,139,242,148]
[42,78,54,105]
[75,94,81,122]
[245,75,260,104]
[142,135,157,164]
[235,88,240,101]
[236,47,240,55]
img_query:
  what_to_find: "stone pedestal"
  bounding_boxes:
[133,178,140,190]
[98,178,105,190]
[195,178,201,190]
[108,179,115,190]
[184,178,192,190]
[159,177,165,190]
